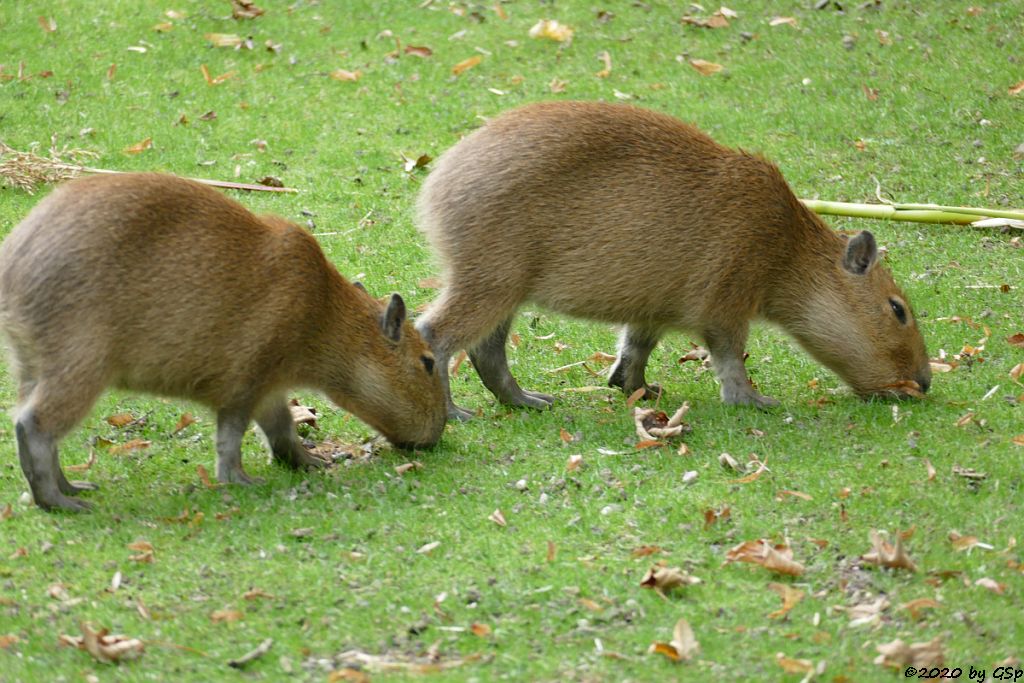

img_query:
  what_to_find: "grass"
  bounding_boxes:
[1,1,1022,680]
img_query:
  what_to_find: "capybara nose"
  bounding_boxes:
[916,374,931,394]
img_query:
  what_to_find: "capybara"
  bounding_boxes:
[415,101,930,419]
[0,173,446,511]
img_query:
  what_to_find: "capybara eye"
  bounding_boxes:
[421,355,435,374]
[889,298,907,325]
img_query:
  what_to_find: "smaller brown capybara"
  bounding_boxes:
[415,101,931,420]
[0,173,446,511]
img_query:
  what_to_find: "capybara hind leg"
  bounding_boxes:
[469,318,554,410]
[704,326,779,408]
[16,412,91,512]
[608,325,663,399]
[418,286,523,422]
[215,408,264,485]
[254,397,329,470]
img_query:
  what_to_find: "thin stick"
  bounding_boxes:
[799,199,1020,227]
[227,638,274,668]
[69,165,299,193]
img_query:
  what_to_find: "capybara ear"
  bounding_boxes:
[381,293,406,342]
[352,280,367,293]
[842,231,878,275]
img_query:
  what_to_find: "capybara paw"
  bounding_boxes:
[516,390,555,409]
[61,479,99,495]
[38,493,93,512]
[449,403,476,422]
[722,384,779,408]
[219,468,264,486]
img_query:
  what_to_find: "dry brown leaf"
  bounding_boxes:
[776,653,814,674]
[452,55,482,76]
[1,504,12,521]
[529,19,573,43]
[648,618,699,662]
[173,413,196,433]
[153,22,174,32]
[394,461,424,475]
[566,454,583,471]
[769,16,797,27]
[243,588,276,601]
[1009,81,1024,96]
[470,623,491,637]
[211,609,244,623]
[862,530,918,572]
[288,400,318,428]
[403,154,432,172]
[109,439,151,455]
[404,45,433,58]
[0,634,19,649]
[450,350,468,377]
[1007,332,1024,347]
[630,545,664,558]
[899,598,940,620]
[1010,362,1024,383]
[330,69,361,82]
[955,411,975,427]
[106,413,135,427]
[689,59,723,76]
[548,77,567,93]
[767,583,804,619]
[1013,434,1024,447]
[725,539,804,576]
[948,531,984,552]
[924,458,936,481]
[843,596,890,627]
[200,64,237,85]
[122,138,152,155]
[196,464,217,488]
[595,50,612,78]
[205,32,243,47]
[874,637,944,669]
[640,565,702,596]
[703,506,731,529]
[975,577,1006,594]
[66,449,97,473]
[776,489,812,502]
[231,0,264,20]
[60,623,145,663]
[625,387,646,409]
[546,540,556,562]
[38,16,57,32]
[488,509,507,527]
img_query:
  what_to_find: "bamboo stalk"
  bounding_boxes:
[800,199,1022,228]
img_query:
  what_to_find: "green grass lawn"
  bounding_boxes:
[1,1,1022,680]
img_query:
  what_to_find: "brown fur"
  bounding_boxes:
[415,101,931,419]
[0,173,446,510]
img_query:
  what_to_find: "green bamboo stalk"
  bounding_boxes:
[890,203,1024,221]
[799,199,980,225]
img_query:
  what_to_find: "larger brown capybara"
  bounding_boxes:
[414,101,931,420]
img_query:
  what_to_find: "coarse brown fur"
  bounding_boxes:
[415,101,931,419]
[0,173,446,511]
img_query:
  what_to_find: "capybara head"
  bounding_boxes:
[338,290,447,448]
[788,230,931,399]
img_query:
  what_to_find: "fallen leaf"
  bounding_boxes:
[1009,81,1024,96]
[211,609,244,623]
[122,138,153,154]
[1010,362,1024,383]
[243,588,276,601]
[38,16,57,33]
[874,637,944,669]
[470,623,491,637]
[488,509,507,527]
[450,350,468,376]
[66,449,97,473]
[0,634,19,649]
[640,564,702,596]
[329,69,362,82]
[648,618,699,662]
[625,387,646,409]
[228,638,274,669]
[776,653,814,674]
[404,45,433,58]
[173,413,196,432]
[403,153,432,172]
[60,623,145,663]
[842,596,890,628]
[394,461,424,475]
[861,530,918,572]
[1014,435,1024,447]
[200,64,237,85]
[416,541,440,554]
[899,598,940,620]
[106,412,135,427]
[0,504,11,520]
[196,464,218,488]
[631,545,664,558]
[1007,333,1024,347]
[689,59,723,76]
[528,19,574,43]
[288,400,318,428]
[948,530,984,552]
[205,33,244,48]
[595,50,612,78]
[153,22,174,32]
[767,583,805,619]
[566,454,583,471]
[451,55,482,76]
[974,577,1006,595]
[109,439,151,455]
[776,490,812,502]
[703,506,731,529]
[546,541,556,562]
[769,16,798,27]
[923,458,936,481]
[725,539,805,576]
[231,0,264,20]
[955,411,975,427]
